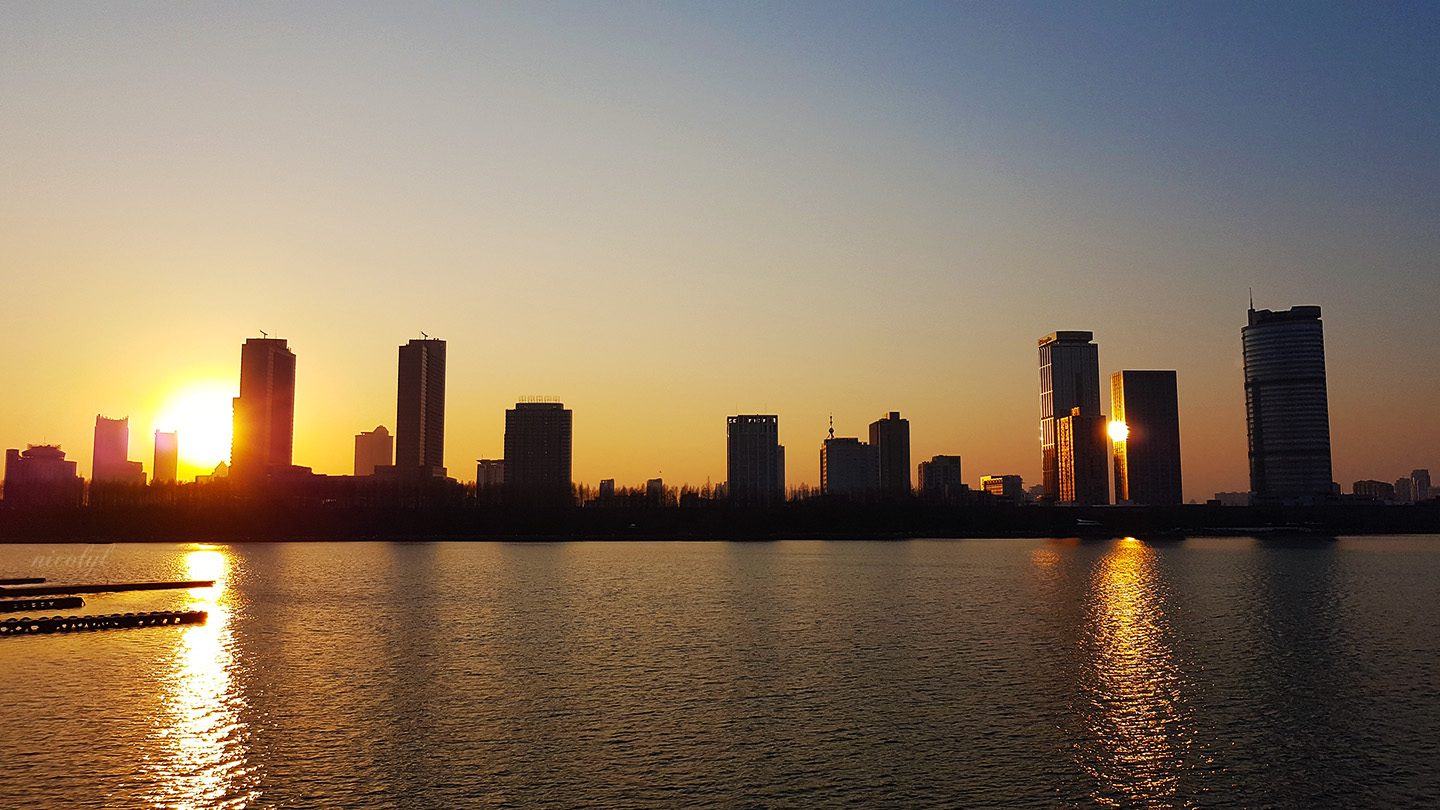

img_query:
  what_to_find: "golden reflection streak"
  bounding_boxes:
[1084,537,1192,808]
[149,546,255,809]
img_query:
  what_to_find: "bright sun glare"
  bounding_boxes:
[1108,420,1129,443]
[154,383,234,471]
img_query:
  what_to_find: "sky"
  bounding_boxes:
[2,1,1437,500]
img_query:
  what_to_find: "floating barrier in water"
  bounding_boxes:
[0,596,84,613]
[0,577,46,586]
[0,610,207,636]
[0,580,214,598]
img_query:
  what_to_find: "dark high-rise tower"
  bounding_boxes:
[726,414,785,505]
[153,431,178,485]
[868,411,911,496]
[1038,331,1101,500]
[1111,370,1183,505]
[395,338,446,477]
[1243,305,1332,503]
[231,337,296,480]
[503,401,573,505]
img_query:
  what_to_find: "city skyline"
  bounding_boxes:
[2,5,1436,500]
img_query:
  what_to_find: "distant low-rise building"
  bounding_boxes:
[354,426,393,477]
[821,436,878,498]
[476,459,505,490]
[1212,491,1252,507]
[1353,480,1396,502]
[153,431,178,485]
[4,445,84,507]
[980,474,1024,503]
[1413,469,1432,501]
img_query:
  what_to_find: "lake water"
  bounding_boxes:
[1,537,1438,808]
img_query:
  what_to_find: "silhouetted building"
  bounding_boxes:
[231,337,296,480]
[395,338,446,478]
[1352,480,1395,501]
[597,478,615,502]
[646,477,665,505]
[354,426,393,476]
[980,474,1024,502]
[504,401,573,505]
[153,431,178,485]
[4,445,83,506]
[92,415,145,485]
[1413,469,1432,501]
[1039,331,1101,500]
[869,411,911,495]
[1394,477,1414,504]
[821,436,878,497]
[1243,305,1332,504]
[726,415,785,505]
[1057,407,1108,505]
[917,455,963,499]
[1110,370,1182,505]
[476,459,505,490]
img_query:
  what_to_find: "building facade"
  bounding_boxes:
[1243,305,1332,503]
[231,337,297,480]
[503,401,573,504]
[1057,408,1108,505]
[92,415,145,485]
[3,445,84,506]
[395,338,446,477]
[980,474,1025,502]
[821,436,878,498]
[868,411,911,496]
[726,415,785,505]
[354,426,393,476]
[1039,331,1101,500]
[153,431,178,485]
[1111,370,1182,505]
[917,455,963,500]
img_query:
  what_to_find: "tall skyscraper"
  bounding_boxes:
[1243,305,1332,503]
[91,415,144,484]
[1057,408,1108,505]
[821,436,878,497]
[1111,370,1182,505]
[869,411,911,495]
[395,338,446,477]
[354,426,393,476]
[726,414,785,505]
[231,337,297,480]
[503,401,573,504]
[917,455,962,500]
[153,431,178,485]
[1039,331,1101,500]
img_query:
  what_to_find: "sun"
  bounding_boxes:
[1108,420,1129,443]
[153,382,235,474]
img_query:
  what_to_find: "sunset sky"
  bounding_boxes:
[2,2,1437,500]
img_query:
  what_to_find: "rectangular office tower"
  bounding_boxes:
[1243,305,1332,504]
[503,401,573,505]
[354,426,393,476]
[1111,371,1182,505]
[918,455,962,500]
[868,411,911,495]
[726,415,785,505]
[231,337,296,480]
[396,338,446,477]
[153,431,178,485]
[821,437,878,498]
[1057,408,1108,505]
[1038,331,1101,500]
[92,415,145,484]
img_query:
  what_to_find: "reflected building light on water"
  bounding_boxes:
[1082,537,1194,808]
[147,546,256,809]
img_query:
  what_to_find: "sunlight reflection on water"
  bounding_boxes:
[147,546,255,809]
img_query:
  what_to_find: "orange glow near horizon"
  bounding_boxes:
[152,382,235,478]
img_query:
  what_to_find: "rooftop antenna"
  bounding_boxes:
[259,329,268,338]
[1248,288,1254,311]
[828,413,835,440]
[420,331,428,339]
